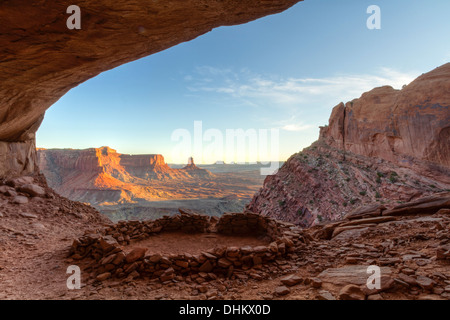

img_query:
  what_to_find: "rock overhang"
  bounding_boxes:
[0,0,303,177]
[0,0,303,142]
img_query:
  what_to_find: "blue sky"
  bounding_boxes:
[37,0,450,163]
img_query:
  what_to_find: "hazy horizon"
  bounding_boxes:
[36,0,450,163]
[38,145,285,166]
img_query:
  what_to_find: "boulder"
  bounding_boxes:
[19,212,38,219]
[383,194,450,216]
[274,286,290,296]
[19,184,46,197]
[96,272,111,281]
[316,290,336,300]
[175,260,189,269]
[217,258,233,268]
[396,273,418,286]
[339,284,366,300]
[112,252,125,265]
[198,261,213,273]
[13,196,29,204]
[318,265,393,293]
[436,244,450,260]
[99,236,119,252]
[125,247,147,264]
[367,294,383,300]
[345,204,386,220]
[148,254,162,263]
[332,225,373,238]
[6,176,34,187]
[280,274,303,287]
[339,216,396,227]
[0,185,15,194]
[416,276,435,290]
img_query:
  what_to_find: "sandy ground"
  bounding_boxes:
[125,232,269,255]
[1,177,449,300]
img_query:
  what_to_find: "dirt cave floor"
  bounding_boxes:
[125,232,270,255]
[0,184,449,300]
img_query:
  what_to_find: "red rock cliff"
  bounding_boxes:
[38,147,214,204]
[248,64,450,227]
[120,154,185,180]
[320,63,450,173]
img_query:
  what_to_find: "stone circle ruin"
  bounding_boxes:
[69,210,309,283]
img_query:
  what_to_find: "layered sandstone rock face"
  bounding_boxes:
[248,64,450,227]
[0,0,302,178]
[320,63,450,173]
[38,147,213,204]
[121,154,182,180]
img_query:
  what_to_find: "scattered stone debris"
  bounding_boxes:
[1,175,449,300]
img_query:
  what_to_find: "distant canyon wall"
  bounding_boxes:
[38,146,211,191]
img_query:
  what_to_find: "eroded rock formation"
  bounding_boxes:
[0,0,302,177]
[320,63,450,171]
[248,64,450,227]
[182,156,213,177]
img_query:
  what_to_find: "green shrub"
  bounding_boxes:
[389,174,397,183]
[359,191,367,196]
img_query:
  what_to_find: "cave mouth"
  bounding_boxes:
[0,0,303,178]
[30,2,312,219]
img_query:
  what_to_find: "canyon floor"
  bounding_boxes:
[100,166,267,221]
[38,147,269,221]
[1,176,448,300]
